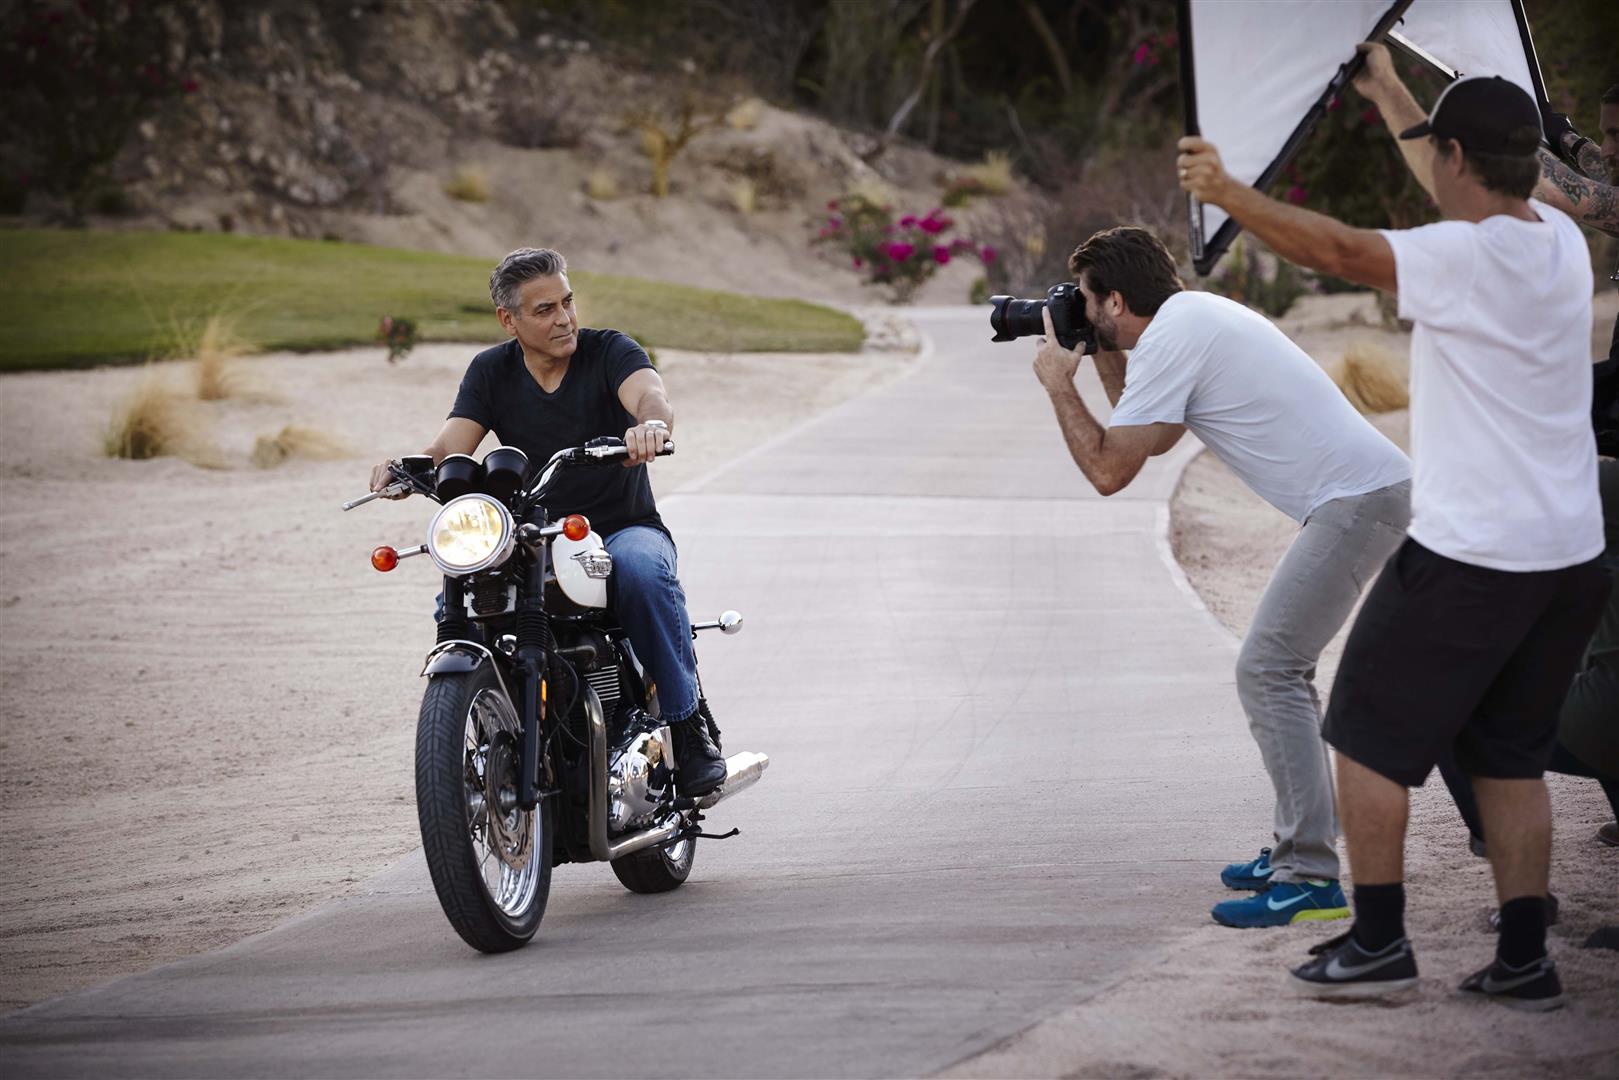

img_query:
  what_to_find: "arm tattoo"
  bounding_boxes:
[1573,140,1606,183]
[1537,149,1619,237]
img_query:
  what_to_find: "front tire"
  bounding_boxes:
[416,665,552,952]
[611,835,697,894]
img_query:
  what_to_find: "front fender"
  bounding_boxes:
[421,640,517,706]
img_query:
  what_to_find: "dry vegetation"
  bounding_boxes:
[102,373,211,462]
[1330,340,1410,414]
[250,424,350,469]
[443,166,491,203]
[187,313,251,401]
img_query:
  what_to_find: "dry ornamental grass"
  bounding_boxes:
[190,314,251,401]
[251,425,351,469]
[1331,340,1409,414]
[103,376,196,460]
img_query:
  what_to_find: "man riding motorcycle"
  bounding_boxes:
[368,246,728,796]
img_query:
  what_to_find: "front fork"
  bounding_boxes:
[514,546,551,811]
[436,549,551,811]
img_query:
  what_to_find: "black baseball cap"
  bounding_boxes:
[1398,75,1542,155]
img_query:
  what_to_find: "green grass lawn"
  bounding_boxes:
[0,228,865,371]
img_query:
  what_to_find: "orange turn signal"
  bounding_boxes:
[562,514,590,541]
[371,545,399,572]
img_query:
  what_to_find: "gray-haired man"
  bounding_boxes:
[368,248,728,795]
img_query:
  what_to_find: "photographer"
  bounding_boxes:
[1179,64,1608,1008]
[1031,226,1411,929]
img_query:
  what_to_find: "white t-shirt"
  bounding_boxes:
[1109,291,1410,522]
[1381,200,1601,571]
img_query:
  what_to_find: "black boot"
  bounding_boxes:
[671,705,727,797]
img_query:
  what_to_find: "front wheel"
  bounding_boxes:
[416,665,552,952]
[611,834,697,894]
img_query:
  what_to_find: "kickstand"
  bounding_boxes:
[692,827,741,841]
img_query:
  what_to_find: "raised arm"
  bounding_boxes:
[1177,138,1396,292]
[1351,42,1438,199]
[1533,149,1619,237]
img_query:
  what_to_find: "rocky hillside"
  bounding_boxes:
[11,1,1026,306]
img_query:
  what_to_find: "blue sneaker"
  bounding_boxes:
[1211,879,1350,928]
[1220,847,1274,891]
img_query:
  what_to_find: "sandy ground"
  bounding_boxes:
[0,319,920,1013]
[993,291,1619,1078]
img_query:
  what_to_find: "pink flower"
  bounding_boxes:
[852,257,863,269]
[979,245,997,265]
[1133,43,1152,66]
[1285,184,1307,205]
[885,241,915,262]
[827,200,839,210]
[828,215,844,229]
[932,246,951,265]
[899,214,918,228]
[919,213,949,235]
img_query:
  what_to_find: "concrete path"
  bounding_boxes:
[0,308,1268,1078]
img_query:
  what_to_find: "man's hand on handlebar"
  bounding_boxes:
[368,460,410,498]
[623,420,671,467]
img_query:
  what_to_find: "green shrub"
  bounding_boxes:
[1206,238,1307,319]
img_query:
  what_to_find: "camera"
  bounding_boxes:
[988,282,1097,354]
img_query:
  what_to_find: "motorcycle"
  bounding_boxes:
[343,437,768,952]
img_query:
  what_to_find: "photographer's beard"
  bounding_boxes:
[1092,311,1121,352]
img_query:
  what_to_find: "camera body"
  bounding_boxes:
[989,282,1097,354]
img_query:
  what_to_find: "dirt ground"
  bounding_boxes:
[0,318,920,1013]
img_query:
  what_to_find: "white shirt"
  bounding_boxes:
[1381,200,1601,571]
[1109,291,1410,522]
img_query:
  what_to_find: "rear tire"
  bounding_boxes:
[611,835,696,894]
[416,665,552,952]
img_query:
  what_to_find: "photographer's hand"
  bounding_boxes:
[1033,307,1083,394]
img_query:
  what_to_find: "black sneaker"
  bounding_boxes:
[1290,928,1419,998]
[671,711,727,798]
[1459,954,1564,1011]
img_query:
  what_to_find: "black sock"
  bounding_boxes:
[1496,895,1548,968]
[1351,882,1406,952]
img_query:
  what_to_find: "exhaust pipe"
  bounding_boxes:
[695,752,769,809]
[588,696,769,861]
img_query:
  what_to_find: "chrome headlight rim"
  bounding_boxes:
[426,494,516,577]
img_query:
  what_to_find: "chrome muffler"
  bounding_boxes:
[695,752,769,809]
[587,692,768,861]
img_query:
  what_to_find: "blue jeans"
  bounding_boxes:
[603,525,700,724]
[431,525,701,724]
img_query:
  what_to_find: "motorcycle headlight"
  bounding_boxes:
[427,495,515,576]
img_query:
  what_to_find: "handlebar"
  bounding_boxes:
[342,439,674,511]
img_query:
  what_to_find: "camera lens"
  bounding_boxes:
[989,296,1048,343]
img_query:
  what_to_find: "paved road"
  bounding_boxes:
[1,308,1267,1078]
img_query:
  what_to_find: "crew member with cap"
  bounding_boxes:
[1176,47,1609,1009]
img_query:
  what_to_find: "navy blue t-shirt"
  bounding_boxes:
[448,329,664,537]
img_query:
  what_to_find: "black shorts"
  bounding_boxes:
[1323,539,1610,788]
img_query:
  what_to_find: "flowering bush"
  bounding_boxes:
[813,195,992,302]
[377,316,418,363]
[1206,238,1307,320]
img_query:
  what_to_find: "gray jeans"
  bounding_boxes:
[1236,480,1410,883]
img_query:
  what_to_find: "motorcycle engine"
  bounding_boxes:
[607,710,676,832]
